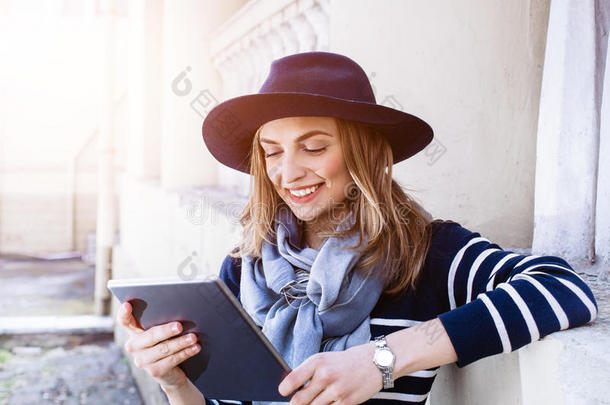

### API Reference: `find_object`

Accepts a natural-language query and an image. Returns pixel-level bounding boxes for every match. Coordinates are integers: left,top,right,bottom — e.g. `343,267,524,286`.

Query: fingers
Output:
132,333,198,367
144,343,201,378
118,302,144,334
287,380,325,405
126,321,183,352
309,385,344,405
288,366,342,405
279,355,318,396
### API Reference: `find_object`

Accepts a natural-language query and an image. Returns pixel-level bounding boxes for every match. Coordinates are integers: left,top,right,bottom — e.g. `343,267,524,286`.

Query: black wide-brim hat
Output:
202,51,433,174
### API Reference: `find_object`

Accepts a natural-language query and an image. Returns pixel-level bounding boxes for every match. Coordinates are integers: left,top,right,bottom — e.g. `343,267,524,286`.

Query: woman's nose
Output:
271,155,307,186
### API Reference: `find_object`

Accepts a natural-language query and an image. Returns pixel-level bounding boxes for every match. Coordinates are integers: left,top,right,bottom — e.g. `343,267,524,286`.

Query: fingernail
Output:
189,344,199,353
172,323,180,333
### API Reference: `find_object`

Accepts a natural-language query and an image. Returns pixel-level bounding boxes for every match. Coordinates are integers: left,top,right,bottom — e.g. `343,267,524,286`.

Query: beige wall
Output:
113,0,554,284
114,0,251,279
0,171,103,254
160,0,249,190
0,0,550,255
330,0,550,248
0,11,128,255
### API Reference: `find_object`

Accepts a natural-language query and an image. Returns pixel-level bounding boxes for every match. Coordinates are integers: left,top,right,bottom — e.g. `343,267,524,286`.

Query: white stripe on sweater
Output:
485,253,520,291
513,255,541,270
496,283,540,342
525,270,597,322
448,237,489,309
372,391,429,402
512,273,570,329
370,318,422,327
404,369,439,378
466,248,501,303
478,293,512,352
509,263,586,285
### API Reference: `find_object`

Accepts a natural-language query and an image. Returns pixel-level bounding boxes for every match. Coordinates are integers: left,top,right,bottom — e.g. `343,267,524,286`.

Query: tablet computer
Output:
107,276,293,402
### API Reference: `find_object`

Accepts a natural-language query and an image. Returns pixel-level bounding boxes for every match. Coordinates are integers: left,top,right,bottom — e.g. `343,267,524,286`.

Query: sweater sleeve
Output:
218,252,242,301
205,399,250,405
435,221,598,368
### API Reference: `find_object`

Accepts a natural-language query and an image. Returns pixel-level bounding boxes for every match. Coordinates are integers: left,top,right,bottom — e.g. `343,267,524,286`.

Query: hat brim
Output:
201,92,433,174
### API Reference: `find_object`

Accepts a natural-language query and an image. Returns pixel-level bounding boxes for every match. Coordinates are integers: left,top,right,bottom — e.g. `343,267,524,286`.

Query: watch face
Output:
375,349,394,367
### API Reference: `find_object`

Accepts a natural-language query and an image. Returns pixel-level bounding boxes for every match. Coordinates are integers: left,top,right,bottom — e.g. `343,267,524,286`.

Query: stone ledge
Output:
431,272,610,405
544,272,610,404
0,315,113,335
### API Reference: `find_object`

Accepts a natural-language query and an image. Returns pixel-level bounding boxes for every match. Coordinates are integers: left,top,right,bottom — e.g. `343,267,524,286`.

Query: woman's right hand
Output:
118,301,202,391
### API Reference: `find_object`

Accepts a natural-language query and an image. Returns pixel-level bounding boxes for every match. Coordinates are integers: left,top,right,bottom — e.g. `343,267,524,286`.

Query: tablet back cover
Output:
108,277,292,402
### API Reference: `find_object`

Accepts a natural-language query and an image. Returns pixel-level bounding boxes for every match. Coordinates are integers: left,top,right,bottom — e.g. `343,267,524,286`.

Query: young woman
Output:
118,52,598,405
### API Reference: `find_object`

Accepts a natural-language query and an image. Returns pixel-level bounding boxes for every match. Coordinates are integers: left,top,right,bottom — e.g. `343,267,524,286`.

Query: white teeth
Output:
290,184,321,197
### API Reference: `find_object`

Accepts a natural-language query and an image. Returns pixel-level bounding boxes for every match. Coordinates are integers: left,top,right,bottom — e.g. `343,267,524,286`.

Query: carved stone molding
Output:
210,0,329,96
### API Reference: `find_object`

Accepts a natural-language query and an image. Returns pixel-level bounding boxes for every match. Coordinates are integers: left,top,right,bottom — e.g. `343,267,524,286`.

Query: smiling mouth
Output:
287,183,324,197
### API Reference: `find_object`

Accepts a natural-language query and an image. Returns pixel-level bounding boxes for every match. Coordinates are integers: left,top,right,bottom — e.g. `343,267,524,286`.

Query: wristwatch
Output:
372,335,395,389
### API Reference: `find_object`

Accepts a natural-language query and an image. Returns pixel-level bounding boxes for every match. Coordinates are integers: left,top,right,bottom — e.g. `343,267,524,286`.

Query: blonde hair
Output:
230,117,435,297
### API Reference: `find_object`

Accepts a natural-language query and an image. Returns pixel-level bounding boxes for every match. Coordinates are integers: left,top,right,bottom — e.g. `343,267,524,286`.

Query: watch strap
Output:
381,367,394,389
373,335,395,389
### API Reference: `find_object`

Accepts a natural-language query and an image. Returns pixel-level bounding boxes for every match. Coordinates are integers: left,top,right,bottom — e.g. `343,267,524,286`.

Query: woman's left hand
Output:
278,341,383,405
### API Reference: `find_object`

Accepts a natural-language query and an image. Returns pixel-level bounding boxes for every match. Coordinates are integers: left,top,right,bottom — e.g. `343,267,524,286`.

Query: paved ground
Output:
0,256,144,405
0,256,94,317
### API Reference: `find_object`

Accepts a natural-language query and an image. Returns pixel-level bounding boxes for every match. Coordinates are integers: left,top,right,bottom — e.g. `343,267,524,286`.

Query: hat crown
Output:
259,52,377,104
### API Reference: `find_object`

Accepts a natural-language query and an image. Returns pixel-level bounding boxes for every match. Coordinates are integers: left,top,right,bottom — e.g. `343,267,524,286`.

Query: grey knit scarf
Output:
240,205,385,376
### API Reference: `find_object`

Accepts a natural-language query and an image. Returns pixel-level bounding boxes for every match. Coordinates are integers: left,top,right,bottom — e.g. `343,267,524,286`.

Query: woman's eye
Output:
306,147,326,154
265,147,325,158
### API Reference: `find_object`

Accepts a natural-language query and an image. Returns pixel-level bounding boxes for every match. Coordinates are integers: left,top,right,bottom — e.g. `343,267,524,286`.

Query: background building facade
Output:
0,0,608,403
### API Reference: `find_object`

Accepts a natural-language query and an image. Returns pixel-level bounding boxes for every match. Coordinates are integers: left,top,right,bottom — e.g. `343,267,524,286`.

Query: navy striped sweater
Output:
205,219,598,405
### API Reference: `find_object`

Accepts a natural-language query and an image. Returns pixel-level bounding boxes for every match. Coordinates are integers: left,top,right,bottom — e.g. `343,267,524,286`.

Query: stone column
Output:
126,0,163,180
95,0,118,316
594,4,610,272
532,0,600,265
160,0,247,190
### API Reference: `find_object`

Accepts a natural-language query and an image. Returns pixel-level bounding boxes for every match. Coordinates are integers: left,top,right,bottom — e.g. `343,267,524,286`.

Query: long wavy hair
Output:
230,117,435,297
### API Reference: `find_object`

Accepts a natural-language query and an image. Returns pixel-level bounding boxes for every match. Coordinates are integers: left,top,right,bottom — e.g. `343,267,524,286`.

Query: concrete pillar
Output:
160,0,247,190
595,4,610,271
532,0,599,265
126,0,163,180
0,106,4,254
95,0,118,316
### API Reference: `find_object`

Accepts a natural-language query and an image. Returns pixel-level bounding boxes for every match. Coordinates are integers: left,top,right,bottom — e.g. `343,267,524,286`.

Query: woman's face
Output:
259,116,353,224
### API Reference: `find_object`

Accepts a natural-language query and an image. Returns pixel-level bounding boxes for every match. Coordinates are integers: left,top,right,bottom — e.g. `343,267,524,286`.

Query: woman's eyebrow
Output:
259,130,332,145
